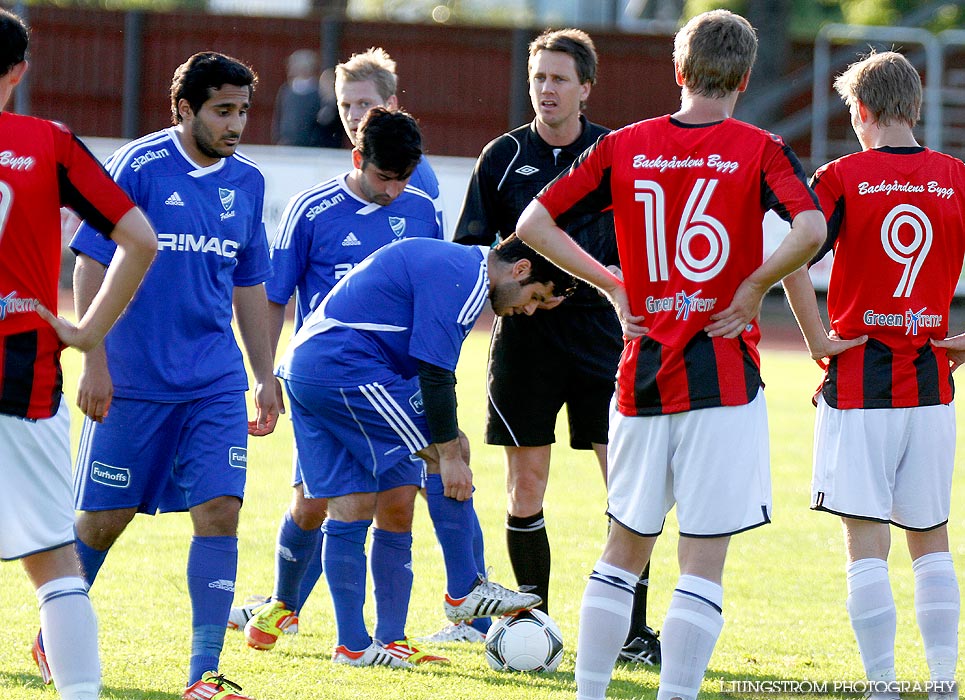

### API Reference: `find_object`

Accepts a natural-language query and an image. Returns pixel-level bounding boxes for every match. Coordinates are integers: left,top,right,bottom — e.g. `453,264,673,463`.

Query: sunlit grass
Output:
0,326,961,699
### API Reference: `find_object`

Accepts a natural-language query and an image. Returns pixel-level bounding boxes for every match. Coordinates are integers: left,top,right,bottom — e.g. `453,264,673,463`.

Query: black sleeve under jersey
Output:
417,360,458,443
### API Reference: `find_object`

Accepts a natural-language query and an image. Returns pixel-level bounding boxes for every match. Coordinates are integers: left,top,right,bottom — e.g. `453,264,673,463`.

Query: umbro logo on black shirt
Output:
515,165,539,176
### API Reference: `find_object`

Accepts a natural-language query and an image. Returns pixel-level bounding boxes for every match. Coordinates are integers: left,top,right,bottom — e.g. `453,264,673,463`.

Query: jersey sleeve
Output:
537,134,614,222
410,157,446,237
453,143,502,246
233,183,272,287
759,135,820,224
234,220,271,287
56,126,135,237
805,162,844,266
68,141,142,266
266,196,312,304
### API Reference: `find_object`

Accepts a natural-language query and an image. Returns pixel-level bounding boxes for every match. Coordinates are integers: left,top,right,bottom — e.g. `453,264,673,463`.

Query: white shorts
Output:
606,390,771,537
812,396,954,530
0,398,74,560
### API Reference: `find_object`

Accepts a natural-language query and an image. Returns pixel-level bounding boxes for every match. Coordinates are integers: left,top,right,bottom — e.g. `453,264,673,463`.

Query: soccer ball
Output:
485,609,564,672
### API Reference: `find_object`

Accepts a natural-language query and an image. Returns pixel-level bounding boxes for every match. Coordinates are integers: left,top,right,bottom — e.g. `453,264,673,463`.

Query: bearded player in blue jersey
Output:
242,107,450,662
272,234,568,667
243,106,523,665
35,53,282,700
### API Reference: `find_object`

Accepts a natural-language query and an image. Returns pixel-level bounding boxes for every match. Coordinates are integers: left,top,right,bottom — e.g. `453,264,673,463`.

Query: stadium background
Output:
14,0,965,333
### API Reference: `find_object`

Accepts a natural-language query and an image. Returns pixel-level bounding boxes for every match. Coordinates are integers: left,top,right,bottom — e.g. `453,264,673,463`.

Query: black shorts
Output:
485,303,622,450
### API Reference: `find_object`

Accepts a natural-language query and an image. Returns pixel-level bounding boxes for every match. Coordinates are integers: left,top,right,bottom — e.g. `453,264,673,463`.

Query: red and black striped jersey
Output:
0,112,134,419
538,115,818,416
810,146,965,409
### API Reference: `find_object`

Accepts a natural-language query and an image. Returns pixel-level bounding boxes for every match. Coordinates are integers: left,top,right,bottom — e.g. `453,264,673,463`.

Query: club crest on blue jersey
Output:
219,188,236,221
90,461,131,488
389,216,406,239
228,446,247,469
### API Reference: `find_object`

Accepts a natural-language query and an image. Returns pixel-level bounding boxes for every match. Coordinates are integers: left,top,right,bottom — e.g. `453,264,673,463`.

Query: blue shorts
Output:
73,393,249,514
284,376,429,499
289,442,424,493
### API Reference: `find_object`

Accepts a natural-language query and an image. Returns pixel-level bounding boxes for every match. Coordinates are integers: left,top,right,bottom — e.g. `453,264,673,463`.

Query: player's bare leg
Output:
505,445,551,610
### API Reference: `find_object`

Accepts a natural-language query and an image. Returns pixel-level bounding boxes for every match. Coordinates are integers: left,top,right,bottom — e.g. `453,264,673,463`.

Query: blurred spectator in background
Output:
272,49,341,148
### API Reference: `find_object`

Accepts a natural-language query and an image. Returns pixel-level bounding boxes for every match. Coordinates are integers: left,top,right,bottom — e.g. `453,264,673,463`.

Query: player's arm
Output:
43,208,157,421
70,252,112,422
267,300,287,360
233,283,285,436
783,267,867,365
704,209,827,339
517,199,648,338
414,360,472,501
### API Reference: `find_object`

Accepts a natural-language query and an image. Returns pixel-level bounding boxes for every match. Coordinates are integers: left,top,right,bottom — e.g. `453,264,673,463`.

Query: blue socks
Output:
323,519,372,650
186,535,237,684
468,510,491,634
74,536,110,586
273,510,321,610
424,473,479,599
371,528,414,643
297,533,324,612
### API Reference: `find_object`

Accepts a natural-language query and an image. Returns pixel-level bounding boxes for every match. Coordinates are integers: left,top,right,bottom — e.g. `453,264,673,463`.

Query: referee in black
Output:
453,27,659,665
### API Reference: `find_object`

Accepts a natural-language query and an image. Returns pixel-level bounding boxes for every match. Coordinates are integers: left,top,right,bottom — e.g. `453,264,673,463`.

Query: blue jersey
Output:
267,172,442,330
277,238,489,386
70,127,271,400
410,157,445,235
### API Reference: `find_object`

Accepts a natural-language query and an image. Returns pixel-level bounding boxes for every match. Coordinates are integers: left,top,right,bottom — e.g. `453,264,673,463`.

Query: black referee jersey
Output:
454,115,617,308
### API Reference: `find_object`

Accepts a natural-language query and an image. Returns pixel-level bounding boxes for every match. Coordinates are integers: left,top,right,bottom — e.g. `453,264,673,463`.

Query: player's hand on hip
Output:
705,278,766,339
36,303,100,351
606,283,648,339
932,333,965,372
809,330,868,365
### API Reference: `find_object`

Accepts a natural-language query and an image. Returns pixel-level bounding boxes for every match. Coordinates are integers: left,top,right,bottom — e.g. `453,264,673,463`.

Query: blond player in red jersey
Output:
517,10,825,700
0,9,155,699
783,51,963,700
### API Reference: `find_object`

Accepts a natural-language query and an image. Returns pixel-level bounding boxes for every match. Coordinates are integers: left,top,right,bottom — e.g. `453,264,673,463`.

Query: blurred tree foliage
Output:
12,0,965,36
684,0,963,37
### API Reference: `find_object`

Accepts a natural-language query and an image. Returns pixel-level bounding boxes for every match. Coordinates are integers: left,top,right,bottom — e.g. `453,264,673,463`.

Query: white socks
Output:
847,558,898,698
37,576,100,700
913,551,959,688
575,560,637,700
657,574,724,700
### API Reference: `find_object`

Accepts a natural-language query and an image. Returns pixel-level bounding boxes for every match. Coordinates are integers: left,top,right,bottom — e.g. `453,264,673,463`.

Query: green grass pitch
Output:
0,325,962,699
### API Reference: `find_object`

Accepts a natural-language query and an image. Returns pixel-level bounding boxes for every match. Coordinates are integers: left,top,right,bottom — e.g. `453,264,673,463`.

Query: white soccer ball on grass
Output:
484,608,564,672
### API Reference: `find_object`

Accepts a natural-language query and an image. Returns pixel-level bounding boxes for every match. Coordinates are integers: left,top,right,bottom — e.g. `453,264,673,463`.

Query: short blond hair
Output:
673,10,757,98
834,50,921,128
335,47,397,101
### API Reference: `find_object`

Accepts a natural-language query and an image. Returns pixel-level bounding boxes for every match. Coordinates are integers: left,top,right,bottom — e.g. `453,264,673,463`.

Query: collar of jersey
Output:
164,127,228,177
528,114,592,157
